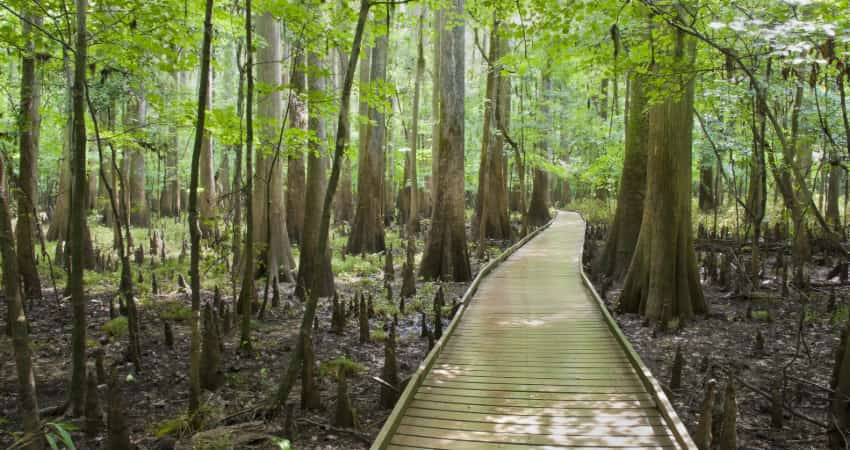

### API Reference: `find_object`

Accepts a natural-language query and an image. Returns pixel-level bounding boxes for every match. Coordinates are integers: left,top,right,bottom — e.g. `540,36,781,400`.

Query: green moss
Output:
158,300,192,322
750,310,773,322
320,356,365,378
102,316,129,338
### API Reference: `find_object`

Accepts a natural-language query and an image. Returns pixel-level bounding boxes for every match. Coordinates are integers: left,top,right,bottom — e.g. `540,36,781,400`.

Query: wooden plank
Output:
425,373,641,387
400,417,672,438
414,392,656,410
403,407,667,427
394,425,677,447
407,400,662,417
373,213,694,450
370,214,558,450
417,385,652,402
389,434,675,450
430,366,638,378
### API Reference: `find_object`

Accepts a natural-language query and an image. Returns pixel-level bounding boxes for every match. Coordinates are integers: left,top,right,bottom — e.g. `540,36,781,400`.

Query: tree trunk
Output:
348,11,389,255
430,8,442,209
188,0,214,421
15,13,43,301
231,44,245,277
698,163,715,211
1,155,43,447
826,159,842,229
238,0,257,355
69,0,89,416
619,21,706,325
333,49,354,225
160,72,182,217
200,63,217,237
596,72,648,280
253,13,295,278
830,302,850,448
475,20,511,241
747,90,767,286
274,0,371,410
286,47,307,245
295,49,335,300
127,92,149,227
419,0,471,282
526,71,552,228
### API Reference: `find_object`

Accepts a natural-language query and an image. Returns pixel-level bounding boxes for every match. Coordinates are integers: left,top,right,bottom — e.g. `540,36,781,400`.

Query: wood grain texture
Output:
372,212,695,449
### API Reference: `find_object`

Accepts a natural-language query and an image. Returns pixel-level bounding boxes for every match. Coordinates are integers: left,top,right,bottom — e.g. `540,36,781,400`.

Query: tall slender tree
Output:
252,12,295,281
188,0,214,421
68,0,89,417
348,9,390,255
0,155,42,448
15,13,43,301
296,46,335,300
596,72,649,280
420,0,471,282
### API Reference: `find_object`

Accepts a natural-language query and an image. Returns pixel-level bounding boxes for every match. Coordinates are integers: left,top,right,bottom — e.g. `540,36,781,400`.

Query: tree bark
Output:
286,47,307,245
68,0,89,416
274,0,371,410
475,20,511,240
16,13,43,301
200,62,217,237
419,0,471,282
619,20,706,325
295,49,335,300
160,71,182,217
333,49,354,225
253,13,295,278
126,92,149,227
348,11,389,255
0,154,43,448
596,72,648,280
188,0,214,421
526,71,552,227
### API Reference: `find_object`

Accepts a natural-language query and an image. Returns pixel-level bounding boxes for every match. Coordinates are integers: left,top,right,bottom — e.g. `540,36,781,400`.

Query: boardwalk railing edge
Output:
575,212,698,450
370,212,559,450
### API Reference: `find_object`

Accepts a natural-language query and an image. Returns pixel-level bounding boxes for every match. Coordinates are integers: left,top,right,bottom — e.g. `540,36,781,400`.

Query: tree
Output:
419,0,471,282
200,62,217,237
348,9,390,255
619,12,706,324
252,12,295,280
596,72,649,280
188,0,214,421
15,12,43,301
0,155,43,448
68,0,89,417
286,46,307,245
126,91,149,227
275,0,371,410
526,70,552,228
475,19,511,241
296,46,335,300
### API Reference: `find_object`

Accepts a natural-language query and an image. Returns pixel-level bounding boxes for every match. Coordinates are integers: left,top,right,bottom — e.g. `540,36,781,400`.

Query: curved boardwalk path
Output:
373,212,695,450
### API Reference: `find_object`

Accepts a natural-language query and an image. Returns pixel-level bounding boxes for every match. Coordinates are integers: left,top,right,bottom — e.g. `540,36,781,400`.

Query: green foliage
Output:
44,422,78,450
101,316,129,339
156,300,192,322
320,356,365,379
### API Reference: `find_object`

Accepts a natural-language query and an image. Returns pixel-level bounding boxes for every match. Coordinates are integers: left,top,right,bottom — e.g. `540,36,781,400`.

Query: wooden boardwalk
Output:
372,212,695,450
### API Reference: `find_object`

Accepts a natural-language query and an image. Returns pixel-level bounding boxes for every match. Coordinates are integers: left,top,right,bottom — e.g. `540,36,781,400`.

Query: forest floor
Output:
0,218,521,450
587,233,846,450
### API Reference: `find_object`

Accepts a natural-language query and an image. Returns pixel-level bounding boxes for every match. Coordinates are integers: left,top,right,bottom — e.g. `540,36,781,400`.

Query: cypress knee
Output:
718,381,737,450
380,324,399,408
301,333,321,410
200,304,223,391
694,379,716,450
359,294,370,343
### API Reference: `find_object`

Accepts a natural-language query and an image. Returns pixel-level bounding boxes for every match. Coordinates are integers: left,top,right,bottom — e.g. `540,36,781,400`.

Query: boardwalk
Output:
373,212,695,449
